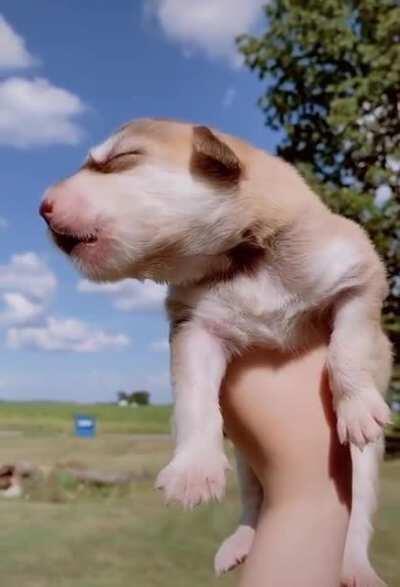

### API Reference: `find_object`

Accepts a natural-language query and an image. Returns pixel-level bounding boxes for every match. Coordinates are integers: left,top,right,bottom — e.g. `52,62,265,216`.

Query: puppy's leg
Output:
341,331,391,587
214,449,263,576
327,293,391,450
341,440,386,587
156,321,230,509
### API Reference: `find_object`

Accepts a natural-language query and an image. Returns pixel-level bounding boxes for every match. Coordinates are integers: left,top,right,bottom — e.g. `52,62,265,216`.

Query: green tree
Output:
116,390,151,406
131,391,150,406
238,0,400,366
117,390,129,403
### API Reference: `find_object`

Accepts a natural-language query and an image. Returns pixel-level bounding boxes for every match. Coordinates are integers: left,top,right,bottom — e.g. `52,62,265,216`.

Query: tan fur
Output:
42,118,392,586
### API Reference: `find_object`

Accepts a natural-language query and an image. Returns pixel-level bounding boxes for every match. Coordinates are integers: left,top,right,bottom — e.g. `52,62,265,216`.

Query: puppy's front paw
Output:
214,525,255,576
155,448,230,509
336,391,391,449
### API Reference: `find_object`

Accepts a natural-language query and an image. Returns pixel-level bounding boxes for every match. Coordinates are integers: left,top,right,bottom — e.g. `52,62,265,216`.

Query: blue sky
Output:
0,0,278,403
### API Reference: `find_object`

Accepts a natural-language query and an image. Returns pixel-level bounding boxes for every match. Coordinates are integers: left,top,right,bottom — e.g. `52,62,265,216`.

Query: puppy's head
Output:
40,119,248,284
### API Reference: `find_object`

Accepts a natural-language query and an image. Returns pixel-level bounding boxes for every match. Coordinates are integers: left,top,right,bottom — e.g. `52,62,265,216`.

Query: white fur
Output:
58,161,241,284
341,441,387,587
214,525,256,576
43,120,391,586
307,237,365,297
156,322,230,507
214,449,261,575
90,134,121,163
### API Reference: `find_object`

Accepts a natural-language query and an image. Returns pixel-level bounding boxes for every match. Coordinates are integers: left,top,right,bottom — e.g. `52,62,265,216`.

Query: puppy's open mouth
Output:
50,227,98,255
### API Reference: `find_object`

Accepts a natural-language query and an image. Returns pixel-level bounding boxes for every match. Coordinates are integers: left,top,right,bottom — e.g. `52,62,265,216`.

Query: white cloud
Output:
77,279,167,312
0,252,55,327
0,252,57,302
149,338,169,352
0,292,43,325
0,77,85,147
0,16,86,148
0,14,35,70
0,252,131,352
222,87,237,108
148,0,266,65
387,157,400,173
7,317,130,353
375,185,392,208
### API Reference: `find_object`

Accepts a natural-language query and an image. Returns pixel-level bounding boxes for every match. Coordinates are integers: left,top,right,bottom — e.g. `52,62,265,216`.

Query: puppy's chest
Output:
170,270,309,350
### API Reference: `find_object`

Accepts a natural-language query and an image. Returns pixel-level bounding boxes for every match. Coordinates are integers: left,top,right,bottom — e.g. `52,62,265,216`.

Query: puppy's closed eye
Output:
85,149,144,174
108,149,144,161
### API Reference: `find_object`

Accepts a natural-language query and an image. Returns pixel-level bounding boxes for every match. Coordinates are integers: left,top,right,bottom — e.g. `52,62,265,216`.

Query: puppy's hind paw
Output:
214,525,255,576
341,567,386,587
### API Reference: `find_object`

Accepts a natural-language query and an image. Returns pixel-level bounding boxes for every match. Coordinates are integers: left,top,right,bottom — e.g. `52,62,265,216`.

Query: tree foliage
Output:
117,390,150,406
131,391,150,406
239,0,400,364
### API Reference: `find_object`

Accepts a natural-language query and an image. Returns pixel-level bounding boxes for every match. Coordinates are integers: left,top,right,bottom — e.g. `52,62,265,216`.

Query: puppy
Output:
41,119,392,586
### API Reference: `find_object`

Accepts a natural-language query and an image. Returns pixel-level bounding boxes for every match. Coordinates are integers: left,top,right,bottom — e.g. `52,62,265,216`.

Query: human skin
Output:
220,338,352,587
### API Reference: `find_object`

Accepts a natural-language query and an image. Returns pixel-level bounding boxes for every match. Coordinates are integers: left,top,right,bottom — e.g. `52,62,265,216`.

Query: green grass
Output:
0,404,398,586
0,495,238,587
0,401,172,434
0,431,236,587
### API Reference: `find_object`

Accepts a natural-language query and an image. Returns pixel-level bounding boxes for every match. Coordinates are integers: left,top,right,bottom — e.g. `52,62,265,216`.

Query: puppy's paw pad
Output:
214,526,255,576
156,449,229,509
336,392,391,449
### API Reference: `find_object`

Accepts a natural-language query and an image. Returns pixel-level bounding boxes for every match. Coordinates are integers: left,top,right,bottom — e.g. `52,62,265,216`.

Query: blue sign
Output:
74,414,96,438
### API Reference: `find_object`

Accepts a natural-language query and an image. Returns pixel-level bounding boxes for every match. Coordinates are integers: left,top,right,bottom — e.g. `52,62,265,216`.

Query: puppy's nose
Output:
39,199,53,224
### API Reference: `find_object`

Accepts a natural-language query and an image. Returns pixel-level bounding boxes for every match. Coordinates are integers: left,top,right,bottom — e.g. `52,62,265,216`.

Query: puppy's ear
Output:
191,126,242,187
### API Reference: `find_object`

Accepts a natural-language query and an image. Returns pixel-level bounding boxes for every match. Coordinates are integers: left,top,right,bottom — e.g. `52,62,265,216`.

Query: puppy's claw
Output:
335,392,390,449
156,449,230,509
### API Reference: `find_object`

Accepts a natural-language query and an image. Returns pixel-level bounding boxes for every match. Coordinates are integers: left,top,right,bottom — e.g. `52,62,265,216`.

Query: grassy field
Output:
0,404,398,586
0,401,172,434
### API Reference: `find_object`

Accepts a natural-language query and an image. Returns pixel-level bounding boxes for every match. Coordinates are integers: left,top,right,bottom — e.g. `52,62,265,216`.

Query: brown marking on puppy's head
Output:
191,126,242,187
